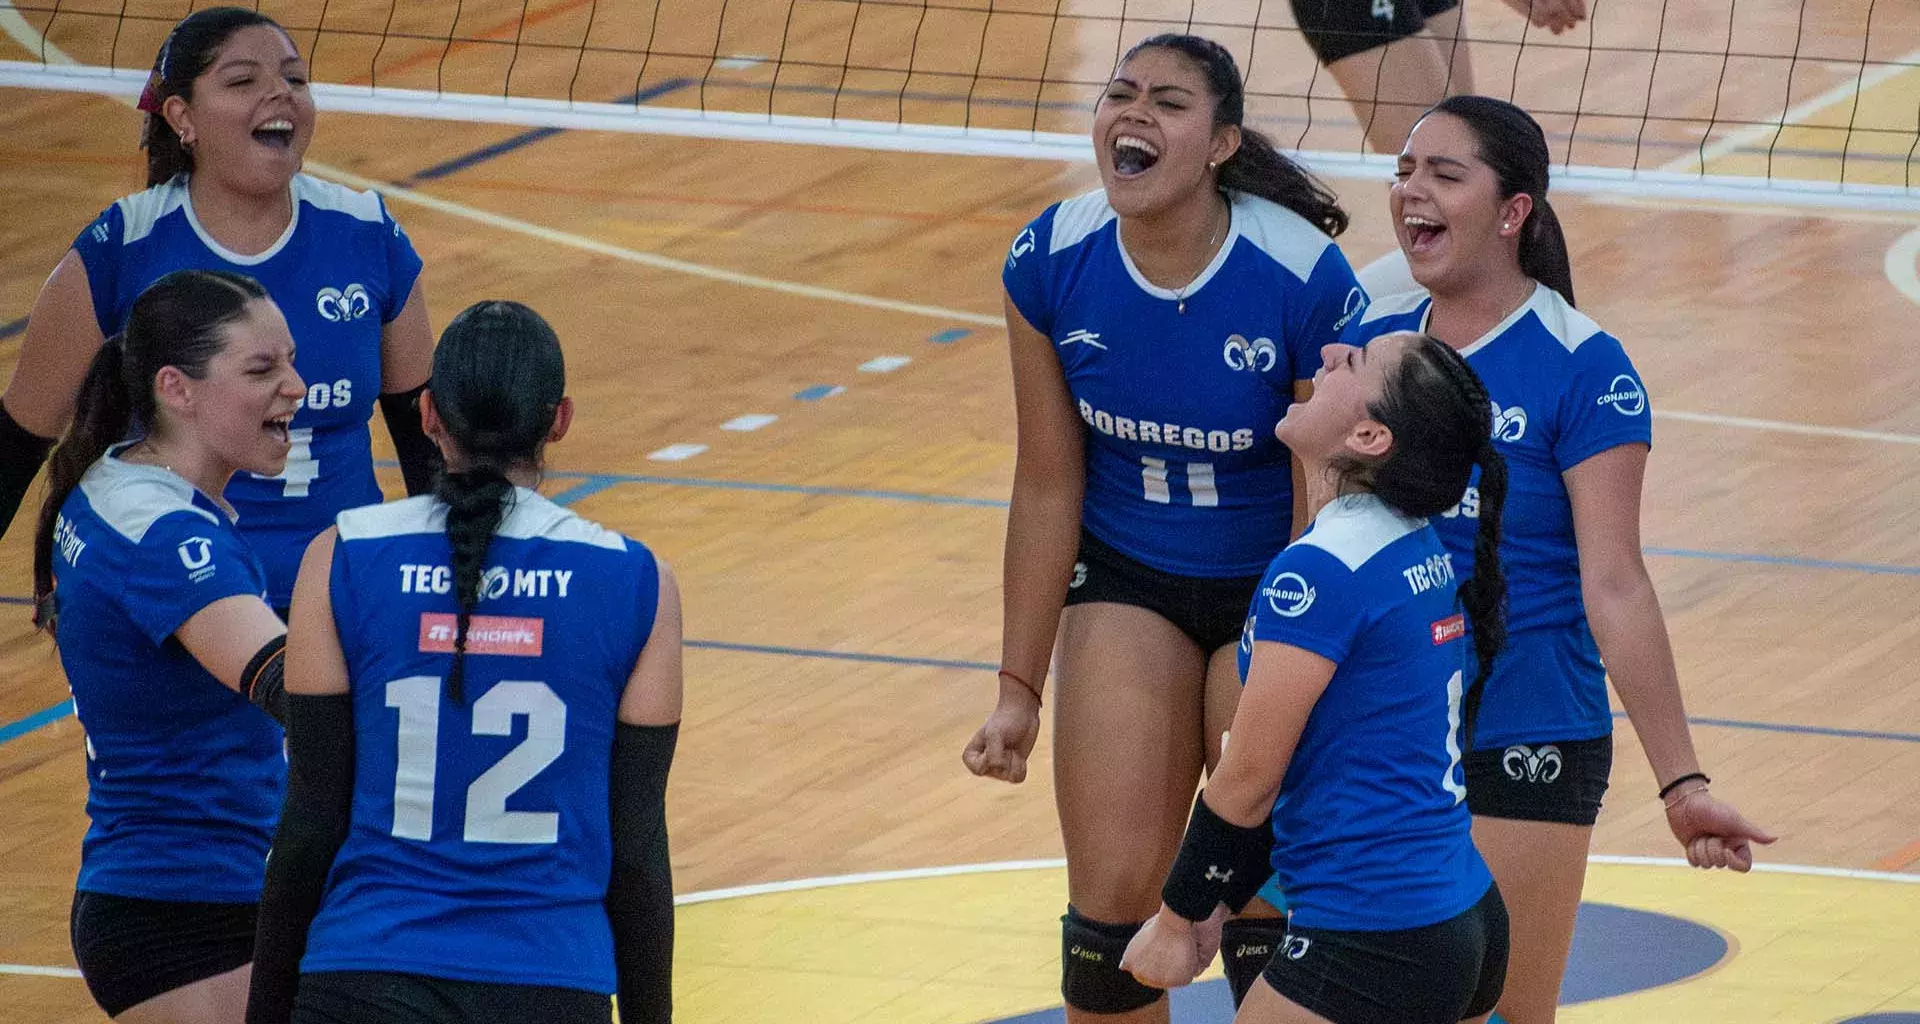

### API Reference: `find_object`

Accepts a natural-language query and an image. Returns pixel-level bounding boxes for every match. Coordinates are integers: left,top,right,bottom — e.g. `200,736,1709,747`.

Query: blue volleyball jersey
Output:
72,173,425,606
50,451,285,903
1004,189,1365,577
303,490,660,993
1236,494,1490,931
1344,284,1652,747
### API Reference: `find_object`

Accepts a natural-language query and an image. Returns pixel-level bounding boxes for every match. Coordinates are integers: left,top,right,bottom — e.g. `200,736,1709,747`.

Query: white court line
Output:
0,13,1000,329
304,164,1004,328
1657,47,1920,176
7,7,1919,446
1885,227,1920,307
1654,409,1920,447
0,855,1910,979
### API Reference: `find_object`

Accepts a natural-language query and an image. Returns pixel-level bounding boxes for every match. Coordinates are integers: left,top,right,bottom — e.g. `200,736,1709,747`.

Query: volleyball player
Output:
246,301,680,1024
0,6,438,615
32,269,304,1022
1295,0,1585,156
1121,331,1511,1024
960,33,1365,1023
1342,95,1774,1024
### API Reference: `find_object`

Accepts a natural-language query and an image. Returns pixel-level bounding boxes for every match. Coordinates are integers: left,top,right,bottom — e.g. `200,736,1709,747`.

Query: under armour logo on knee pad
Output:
1205,865,1233,883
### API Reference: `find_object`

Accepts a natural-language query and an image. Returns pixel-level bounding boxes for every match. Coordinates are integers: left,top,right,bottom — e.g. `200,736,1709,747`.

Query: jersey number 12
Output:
385,677,566,844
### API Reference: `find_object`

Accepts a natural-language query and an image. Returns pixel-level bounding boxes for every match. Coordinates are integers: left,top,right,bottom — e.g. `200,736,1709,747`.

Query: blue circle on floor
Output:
988,902,1727,1023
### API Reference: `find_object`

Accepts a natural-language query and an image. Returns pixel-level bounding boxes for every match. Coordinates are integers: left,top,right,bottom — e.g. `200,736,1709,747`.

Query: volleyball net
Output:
3,0,1917,209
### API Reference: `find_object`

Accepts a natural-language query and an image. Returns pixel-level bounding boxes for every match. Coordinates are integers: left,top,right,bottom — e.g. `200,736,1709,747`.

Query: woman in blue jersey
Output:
31,269,306,1022
1123,331,1512,1024
961,33,1366,1021
247,301,682,1024
1,6,438,614
1344,96,1774,1024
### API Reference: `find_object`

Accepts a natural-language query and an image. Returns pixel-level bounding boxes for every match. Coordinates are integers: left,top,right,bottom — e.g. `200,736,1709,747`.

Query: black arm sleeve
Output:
0,400,56,543
248,693,355,1024
240,634,288,725
607,722,678,1024
378,382,440,497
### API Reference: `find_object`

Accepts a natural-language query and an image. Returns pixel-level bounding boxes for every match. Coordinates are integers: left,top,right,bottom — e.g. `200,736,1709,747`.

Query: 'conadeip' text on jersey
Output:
1346,284,1652,747
1237,494,1490,931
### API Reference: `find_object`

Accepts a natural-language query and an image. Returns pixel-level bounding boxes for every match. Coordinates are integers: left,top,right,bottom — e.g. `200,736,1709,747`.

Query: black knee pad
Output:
1220,916,1290,1008
1061,906,1164,1014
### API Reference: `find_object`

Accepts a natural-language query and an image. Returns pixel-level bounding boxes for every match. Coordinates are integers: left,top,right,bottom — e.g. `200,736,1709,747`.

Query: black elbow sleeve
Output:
607,722,678,1024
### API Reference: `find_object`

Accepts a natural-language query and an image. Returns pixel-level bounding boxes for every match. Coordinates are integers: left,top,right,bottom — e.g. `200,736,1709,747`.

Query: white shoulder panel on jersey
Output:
78,457,219,543
292,174,389,224
1232,194,1335,282
115,178,192,247
1297,494,1424,571
1048,190,1118,254
336,495,444,541
1528,284,1607,353
1358,288,1430,325
497,489,629,551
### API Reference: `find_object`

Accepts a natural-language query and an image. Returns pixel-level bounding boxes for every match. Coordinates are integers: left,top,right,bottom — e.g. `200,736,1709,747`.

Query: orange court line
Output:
1870,837,1920,872
341,0,604,86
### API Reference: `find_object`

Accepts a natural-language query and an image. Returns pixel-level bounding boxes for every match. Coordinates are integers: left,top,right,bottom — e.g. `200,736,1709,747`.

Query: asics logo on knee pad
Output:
1067,945,1106,963
1501,743,1563,783
1232,941,1273,959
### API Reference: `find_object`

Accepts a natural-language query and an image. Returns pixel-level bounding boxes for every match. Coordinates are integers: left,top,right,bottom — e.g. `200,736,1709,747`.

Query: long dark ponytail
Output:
1428,95,1575,306
32,269,269,630
1334,334,1508,682
139,7,289,187
430,301,566,703
1124,34,1349,238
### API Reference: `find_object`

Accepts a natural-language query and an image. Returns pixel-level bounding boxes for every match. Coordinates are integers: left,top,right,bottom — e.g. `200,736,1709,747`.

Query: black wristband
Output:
1658,772,1710,800
1161,791,1274,922
240,634,289,725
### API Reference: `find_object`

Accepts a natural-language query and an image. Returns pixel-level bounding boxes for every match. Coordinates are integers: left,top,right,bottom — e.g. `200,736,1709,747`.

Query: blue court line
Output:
929,328,972,344
793,385,844,402
685,639,996,672
1644,546,1920,577
0,596,30,606
546,475,621,507
0,700,73,745
400,78,693,185
2,637,1917,748
376,461,1920,563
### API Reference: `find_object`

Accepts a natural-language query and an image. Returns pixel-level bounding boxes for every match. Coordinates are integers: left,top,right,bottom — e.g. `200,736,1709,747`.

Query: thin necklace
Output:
1172,199,1228,315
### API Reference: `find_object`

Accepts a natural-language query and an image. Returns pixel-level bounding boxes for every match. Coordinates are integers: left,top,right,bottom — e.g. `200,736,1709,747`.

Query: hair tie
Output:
136,71,163,113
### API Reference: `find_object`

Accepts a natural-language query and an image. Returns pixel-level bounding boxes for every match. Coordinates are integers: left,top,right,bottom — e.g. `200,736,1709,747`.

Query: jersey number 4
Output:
1141,457,1218,506
385,677,566,844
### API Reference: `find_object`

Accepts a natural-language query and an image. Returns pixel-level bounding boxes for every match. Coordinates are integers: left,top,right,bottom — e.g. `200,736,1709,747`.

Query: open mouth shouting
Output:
264,411,294,448
1111,134,1161,177
252,117,296,151
1403,214,1448,256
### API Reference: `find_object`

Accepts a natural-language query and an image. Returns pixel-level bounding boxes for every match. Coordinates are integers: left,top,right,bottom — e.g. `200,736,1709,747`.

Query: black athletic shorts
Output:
69,890,256,1017
1063,528,1260,653
1291,0,1463,63
293,971,613,1024
1465,733,1614,826
1261,882,1508,1024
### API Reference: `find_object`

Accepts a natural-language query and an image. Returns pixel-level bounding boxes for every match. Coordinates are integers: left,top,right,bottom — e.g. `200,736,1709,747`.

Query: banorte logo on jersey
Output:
1222,334,1278,373
316,284,372,322
1264,571,1315,617
1597,374,1647,416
